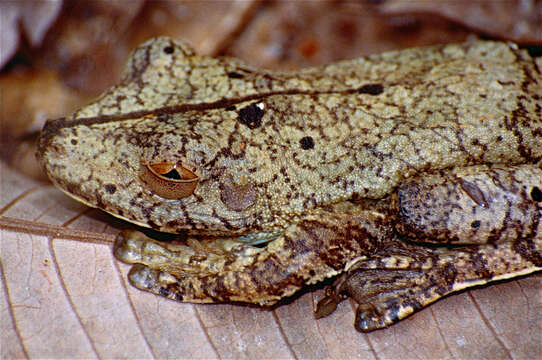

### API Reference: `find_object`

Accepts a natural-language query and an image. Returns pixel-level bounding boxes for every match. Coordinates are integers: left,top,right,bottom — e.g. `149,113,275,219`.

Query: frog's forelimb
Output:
114,202,393,305
115,163,542,331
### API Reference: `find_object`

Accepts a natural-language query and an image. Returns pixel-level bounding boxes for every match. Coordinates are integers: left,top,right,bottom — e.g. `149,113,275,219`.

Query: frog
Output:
37,37,542,332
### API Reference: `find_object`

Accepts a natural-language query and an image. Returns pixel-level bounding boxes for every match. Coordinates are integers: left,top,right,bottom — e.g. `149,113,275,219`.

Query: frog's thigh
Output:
113,204,392,305
396,163,542,245
328,220,542,332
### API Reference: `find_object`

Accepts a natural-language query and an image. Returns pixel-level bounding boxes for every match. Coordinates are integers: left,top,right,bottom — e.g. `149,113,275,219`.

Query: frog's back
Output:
37,38,542,234
255,41,542,210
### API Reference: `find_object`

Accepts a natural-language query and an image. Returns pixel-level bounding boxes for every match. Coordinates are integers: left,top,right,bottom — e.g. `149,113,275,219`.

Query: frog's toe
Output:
127,264,184,301
352,289,423,332
354,303,392,332
340,269,426,331
114,229,178,265
125,259,289,305
126,263,218,303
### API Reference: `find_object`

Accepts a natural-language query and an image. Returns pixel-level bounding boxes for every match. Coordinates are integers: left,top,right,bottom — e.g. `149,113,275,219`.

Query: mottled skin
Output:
38,38,542,331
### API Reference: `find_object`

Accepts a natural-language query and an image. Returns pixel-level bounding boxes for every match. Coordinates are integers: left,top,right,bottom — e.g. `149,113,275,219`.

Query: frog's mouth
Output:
54,186,153,229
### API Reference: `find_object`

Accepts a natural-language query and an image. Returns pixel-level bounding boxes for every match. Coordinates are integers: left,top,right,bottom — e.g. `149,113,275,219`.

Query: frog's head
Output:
38,99,305,237
37,36,353,237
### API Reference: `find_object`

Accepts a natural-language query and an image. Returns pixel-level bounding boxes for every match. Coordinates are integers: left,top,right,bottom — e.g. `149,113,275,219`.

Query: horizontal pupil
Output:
162,169,182,180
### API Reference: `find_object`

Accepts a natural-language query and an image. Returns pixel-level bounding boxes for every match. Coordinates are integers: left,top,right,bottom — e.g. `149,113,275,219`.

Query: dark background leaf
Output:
1,1,541,358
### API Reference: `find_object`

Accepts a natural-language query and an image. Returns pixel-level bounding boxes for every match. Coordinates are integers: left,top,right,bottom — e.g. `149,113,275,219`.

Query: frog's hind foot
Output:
339,267,433,332
316,265,429,332
317,237,542,332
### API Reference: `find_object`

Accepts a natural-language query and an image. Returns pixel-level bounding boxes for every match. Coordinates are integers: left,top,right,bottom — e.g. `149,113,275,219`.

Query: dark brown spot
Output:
70,139,77,145
104,184,117,194
227,71,244,79
163,46,174,54
162,169,182,180
359,83,384,95
159,287,170,296
471,220,481,228
513,239,542,266
300,136,314,150
531,186,542,202
238,103,265,129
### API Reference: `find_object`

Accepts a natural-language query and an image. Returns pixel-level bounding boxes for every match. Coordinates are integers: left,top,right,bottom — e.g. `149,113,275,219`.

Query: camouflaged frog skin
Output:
38,38,542,332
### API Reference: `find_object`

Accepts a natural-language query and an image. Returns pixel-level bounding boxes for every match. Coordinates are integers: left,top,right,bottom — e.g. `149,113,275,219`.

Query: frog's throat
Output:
57,187,151,229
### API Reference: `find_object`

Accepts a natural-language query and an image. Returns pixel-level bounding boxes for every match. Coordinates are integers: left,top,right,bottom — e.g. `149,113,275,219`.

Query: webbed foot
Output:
317,237,542,332
114,204,392,305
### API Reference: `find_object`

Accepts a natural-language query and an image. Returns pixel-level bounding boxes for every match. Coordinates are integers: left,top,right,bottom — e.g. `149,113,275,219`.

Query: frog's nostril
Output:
531,186,542,202
140,162,198,199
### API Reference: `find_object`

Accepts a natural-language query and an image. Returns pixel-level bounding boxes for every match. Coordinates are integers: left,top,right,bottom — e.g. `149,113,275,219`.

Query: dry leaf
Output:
381,0,542,44
0,70,91,180
0,0,62,68
2,1,541,358
0,70,88,137
229,0,472,69
128,0,259,55
37,0,145,93
1,158,541,359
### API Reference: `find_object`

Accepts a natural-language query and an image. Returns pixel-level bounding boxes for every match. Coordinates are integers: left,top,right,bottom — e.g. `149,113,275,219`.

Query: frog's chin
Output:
57,187,151,229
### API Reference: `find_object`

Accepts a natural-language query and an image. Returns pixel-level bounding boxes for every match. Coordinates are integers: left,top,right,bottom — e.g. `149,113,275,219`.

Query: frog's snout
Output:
37,118,65,159
37,118,69,177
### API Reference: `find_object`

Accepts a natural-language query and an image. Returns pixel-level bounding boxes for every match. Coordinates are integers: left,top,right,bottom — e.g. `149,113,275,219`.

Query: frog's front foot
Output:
114,229,287,305
114,205,393,306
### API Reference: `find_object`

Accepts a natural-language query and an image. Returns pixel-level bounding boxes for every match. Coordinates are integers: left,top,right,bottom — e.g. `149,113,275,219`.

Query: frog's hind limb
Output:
395,163,542,246
317,163,542,332
113,163,541,331
113,202,394,306
319,234,542,332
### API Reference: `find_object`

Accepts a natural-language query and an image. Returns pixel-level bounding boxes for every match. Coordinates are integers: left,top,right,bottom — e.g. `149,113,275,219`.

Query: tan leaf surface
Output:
1,159,541,359
1,1,541,358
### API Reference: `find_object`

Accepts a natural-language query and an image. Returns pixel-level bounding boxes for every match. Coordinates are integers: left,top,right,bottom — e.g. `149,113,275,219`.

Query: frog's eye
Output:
140,162,198,199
